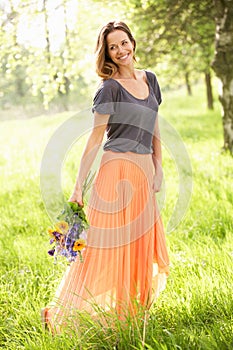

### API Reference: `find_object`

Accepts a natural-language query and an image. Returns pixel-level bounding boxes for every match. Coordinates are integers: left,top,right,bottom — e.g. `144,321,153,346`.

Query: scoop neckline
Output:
109,70,151,101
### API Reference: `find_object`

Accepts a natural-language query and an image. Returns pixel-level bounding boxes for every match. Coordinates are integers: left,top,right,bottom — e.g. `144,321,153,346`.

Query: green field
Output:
0,83,233,349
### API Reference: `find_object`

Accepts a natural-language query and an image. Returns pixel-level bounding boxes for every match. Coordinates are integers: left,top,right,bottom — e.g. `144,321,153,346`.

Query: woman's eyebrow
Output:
108,39,127,47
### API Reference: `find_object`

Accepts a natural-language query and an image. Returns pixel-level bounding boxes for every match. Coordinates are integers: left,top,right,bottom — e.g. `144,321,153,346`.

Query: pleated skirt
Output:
45,151,169,332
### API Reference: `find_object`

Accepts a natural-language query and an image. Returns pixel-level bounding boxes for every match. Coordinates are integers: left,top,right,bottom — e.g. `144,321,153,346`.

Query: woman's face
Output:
106,30,134,66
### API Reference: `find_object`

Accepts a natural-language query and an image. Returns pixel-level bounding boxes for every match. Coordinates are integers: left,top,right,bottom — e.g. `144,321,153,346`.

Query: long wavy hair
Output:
95,21,136,80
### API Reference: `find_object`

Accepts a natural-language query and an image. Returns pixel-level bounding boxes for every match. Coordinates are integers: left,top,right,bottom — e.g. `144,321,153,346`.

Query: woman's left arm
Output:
152,115,163,193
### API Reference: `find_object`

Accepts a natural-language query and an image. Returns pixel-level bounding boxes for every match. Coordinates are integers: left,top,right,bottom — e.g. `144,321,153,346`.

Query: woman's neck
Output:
115,65,136,79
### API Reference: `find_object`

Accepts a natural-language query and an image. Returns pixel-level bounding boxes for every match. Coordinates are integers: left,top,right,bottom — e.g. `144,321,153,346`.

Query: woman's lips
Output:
118,54,129,60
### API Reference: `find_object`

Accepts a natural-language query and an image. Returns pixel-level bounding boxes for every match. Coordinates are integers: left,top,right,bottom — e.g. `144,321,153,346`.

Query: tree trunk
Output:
61,0,70,97
185,72,192,96
42,0,51,64
211,0,233,153
205,71,214,110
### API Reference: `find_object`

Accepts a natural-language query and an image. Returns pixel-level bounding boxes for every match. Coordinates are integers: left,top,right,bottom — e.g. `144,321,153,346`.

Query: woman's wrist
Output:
153,157,162,171
75,175,84,187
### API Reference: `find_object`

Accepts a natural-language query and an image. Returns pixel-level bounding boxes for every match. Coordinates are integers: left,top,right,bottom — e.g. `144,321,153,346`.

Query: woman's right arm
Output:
68,112,109,205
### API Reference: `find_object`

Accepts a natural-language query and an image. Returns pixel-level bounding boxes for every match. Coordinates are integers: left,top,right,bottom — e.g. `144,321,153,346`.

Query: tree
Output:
0,0,31,105
125,0,215,108
211,0,233,153
0,0,127,110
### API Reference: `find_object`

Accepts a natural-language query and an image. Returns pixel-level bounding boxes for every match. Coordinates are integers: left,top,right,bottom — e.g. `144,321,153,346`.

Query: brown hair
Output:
95,21,136,80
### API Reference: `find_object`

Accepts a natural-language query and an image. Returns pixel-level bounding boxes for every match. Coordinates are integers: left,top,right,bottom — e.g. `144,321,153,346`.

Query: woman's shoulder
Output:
144,70,162,104
97,78,120,90
93,78,120,103
144,70,158,81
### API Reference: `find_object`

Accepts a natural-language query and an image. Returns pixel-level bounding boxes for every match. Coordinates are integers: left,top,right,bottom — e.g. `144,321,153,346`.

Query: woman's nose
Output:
117,45,124,53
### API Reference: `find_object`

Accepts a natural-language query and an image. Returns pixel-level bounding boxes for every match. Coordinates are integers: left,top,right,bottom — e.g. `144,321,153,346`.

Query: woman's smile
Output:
118,54,129,60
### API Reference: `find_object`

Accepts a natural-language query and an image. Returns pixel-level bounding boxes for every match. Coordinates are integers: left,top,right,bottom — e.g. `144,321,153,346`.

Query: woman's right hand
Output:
68,187,83,207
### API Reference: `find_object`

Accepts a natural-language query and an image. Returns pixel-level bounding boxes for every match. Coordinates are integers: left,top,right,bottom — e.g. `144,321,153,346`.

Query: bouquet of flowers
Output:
47,173,94,263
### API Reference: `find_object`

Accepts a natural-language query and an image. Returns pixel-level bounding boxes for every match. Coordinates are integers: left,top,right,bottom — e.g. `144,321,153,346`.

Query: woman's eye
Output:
122,40,128,45
110,46,115,50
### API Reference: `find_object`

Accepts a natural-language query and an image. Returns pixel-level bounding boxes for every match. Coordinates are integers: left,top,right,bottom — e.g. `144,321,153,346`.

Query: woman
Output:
42,21,169,333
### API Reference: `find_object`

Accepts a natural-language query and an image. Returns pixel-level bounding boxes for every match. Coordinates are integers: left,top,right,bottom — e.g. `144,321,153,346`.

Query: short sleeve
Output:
92,80,118,114
146,71,162,105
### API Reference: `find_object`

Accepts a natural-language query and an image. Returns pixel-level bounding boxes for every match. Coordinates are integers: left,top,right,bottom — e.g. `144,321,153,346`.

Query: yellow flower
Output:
73,239,86,251
48,228,56,237
55,221,69,234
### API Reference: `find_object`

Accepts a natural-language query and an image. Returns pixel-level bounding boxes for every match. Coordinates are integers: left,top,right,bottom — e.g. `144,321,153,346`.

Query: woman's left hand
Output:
152,167,163,193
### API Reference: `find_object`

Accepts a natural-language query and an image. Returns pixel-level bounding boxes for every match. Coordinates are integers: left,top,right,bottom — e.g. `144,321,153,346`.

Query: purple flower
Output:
50,238,54,244
53,232,62,241
73,223,81,230
48,248,55,256
60,249,69,257
70,250,77,257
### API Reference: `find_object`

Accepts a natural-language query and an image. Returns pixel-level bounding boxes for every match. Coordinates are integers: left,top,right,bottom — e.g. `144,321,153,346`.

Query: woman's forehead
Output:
107,30,129,45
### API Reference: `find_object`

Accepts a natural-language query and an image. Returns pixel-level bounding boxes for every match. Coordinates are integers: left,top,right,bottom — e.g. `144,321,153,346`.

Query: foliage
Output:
124,0,215,88
0,0,127,109
0,83,233,349
0,0,217,110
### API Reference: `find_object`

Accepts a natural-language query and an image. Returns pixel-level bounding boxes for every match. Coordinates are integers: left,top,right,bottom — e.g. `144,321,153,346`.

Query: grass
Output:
0,82,233,349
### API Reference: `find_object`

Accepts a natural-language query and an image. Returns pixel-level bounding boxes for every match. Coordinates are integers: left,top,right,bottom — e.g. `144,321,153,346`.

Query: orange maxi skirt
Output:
45,151,169,332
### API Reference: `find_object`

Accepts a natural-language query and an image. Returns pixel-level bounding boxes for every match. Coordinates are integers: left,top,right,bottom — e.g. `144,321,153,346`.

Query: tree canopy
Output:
0,0,215,108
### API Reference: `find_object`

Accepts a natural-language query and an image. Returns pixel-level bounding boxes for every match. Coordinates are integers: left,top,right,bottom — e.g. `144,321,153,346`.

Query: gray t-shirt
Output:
92,70,162,154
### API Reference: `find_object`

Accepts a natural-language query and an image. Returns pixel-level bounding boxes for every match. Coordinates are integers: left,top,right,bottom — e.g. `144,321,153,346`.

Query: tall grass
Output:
0,84,233,349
